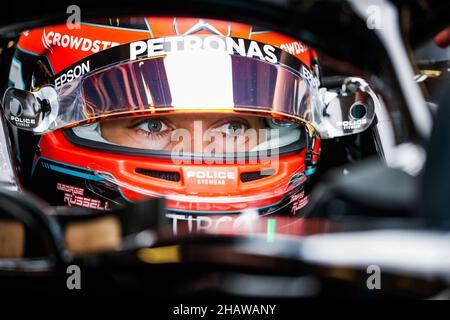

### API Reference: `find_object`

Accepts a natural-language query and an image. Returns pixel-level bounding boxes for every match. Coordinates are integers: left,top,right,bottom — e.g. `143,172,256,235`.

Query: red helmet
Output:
4,17,325,220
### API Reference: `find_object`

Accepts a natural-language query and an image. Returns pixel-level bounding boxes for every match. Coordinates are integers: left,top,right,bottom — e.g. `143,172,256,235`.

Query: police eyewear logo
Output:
10,115,35,127
186,170,236,185
9,97,36,127
337,118,368,130
129,36,278,64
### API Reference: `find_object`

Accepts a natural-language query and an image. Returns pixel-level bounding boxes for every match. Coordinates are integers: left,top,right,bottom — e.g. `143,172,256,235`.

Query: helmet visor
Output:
81,52,312,118
3,47,316,133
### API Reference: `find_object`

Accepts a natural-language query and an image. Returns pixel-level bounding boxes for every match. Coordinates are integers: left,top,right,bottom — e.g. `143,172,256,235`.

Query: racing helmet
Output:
2,17,374,216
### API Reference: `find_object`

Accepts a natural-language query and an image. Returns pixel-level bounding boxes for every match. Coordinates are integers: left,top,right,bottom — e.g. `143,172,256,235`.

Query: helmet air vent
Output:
135,168,180,182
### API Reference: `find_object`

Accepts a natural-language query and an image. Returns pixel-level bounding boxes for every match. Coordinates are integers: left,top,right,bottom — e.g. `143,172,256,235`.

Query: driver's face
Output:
100,114,267,152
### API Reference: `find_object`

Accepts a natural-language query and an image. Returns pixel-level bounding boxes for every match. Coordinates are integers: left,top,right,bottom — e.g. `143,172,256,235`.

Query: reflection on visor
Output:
81,52,312,116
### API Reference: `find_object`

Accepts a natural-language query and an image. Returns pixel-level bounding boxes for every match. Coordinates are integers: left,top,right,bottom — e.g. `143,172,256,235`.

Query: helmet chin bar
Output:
88,165,308,205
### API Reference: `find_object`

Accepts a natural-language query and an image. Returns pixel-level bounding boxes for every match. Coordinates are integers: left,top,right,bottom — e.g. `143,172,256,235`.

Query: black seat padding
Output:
303,158,419,218
420,84,450,228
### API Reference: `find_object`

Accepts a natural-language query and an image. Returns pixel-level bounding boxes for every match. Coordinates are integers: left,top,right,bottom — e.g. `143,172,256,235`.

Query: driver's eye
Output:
137,119,171,134
146,119,165,132
227,122,245,134
211,121,248,136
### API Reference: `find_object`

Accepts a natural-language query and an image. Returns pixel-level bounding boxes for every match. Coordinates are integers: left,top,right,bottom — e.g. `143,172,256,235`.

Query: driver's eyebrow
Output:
126,116,167,128
208,117,251,129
